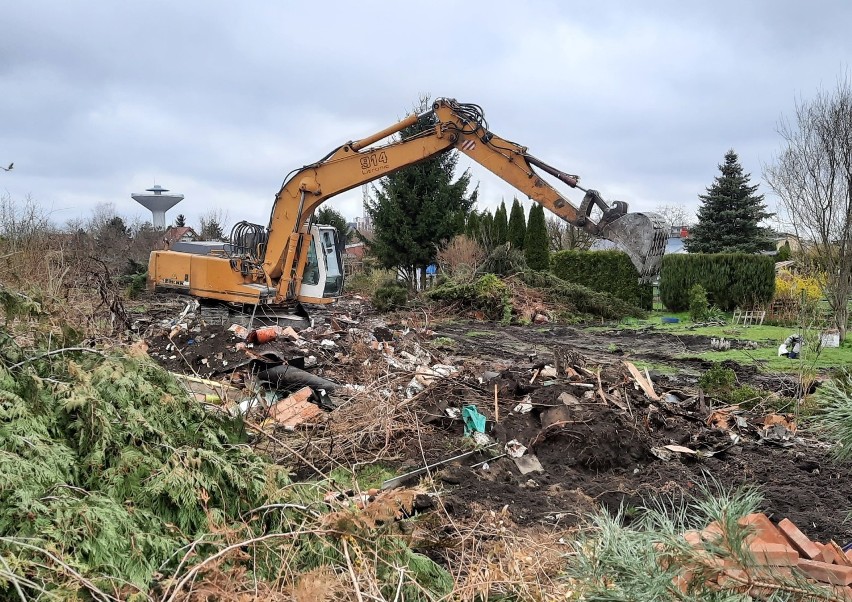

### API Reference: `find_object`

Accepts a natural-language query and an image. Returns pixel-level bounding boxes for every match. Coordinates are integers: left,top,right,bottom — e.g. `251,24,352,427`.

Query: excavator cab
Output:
299,225,344,300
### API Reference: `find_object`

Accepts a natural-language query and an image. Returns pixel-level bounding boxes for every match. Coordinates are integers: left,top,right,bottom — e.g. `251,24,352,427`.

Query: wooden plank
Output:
624,361,660,401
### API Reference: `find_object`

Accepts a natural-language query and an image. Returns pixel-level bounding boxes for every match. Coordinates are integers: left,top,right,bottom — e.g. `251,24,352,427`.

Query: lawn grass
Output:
617,311,852,373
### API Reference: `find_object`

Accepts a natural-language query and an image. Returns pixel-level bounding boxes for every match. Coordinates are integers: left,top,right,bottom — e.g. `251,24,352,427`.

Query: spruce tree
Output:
174,214,186,228
316,206,350,245
685,149,774,253
494,200,508,246
524,204,550,270
508,197,526,249
365,98,477,286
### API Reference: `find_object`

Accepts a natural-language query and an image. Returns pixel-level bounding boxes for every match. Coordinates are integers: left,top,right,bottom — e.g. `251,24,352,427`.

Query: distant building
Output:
354,215,373,234
163,226,198,247
774,232,802,252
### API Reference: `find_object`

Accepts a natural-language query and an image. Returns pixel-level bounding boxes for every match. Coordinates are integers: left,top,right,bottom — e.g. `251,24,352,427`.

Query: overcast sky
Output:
2,1,849,231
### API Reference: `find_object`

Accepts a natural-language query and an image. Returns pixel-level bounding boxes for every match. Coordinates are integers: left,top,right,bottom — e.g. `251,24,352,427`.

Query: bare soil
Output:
143,297,852,545
409,321,852,544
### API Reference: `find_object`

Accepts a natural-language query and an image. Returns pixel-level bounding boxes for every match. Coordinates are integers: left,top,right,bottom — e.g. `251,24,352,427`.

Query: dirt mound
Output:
534,405,651,471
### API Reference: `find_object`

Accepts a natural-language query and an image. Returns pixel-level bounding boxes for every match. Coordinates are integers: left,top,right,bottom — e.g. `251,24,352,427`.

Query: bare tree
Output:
764,74,852,341
199,208,229,241
653,203,694,228
545,216,596,252
0,193,54,240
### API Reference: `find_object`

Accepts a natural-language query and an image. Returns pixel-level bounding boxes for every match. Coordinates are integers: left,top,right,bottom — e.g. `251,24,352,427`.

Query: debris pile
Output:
673,512,852,598
141,296,852,549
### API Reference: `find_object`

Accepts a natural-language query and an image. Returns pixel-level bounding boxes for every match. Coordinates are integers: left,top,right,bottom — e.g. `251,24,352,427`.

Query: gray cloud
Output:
2,0,850,230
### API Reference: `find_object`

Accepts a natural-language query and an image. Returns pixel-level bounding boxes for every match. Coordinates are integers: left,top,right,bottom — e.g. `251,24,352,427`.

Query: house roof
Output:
163,226,197,244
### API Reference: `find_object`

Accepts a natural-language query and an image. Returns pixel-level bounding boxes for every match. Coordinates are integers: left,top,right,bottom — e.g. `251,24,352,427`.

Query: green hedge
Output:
660,253,775,311
551,250,652,310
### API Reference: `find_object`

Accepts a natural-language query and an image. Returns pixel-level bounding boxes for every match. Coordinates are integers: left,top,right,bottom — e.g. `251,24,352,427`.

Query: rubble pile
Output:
673,512,852,598
143,297,852,548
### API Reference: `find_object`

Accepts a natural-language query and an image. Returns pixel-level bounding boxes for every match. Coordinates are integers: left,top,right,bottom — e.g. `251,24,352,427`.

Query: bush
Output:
373,279,408,312
660,254,775,311
435,234,485,278
551,250,653,309
775,268,822,303
698,363,736,394
345,268,398,296
476,243,527,276
427,273,512,322
688,284,709,322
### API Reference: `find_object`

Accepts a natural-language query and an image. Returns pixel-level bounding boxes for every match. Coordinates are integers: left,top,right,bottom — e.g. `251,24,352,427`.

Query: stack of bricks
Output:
677,513,852,599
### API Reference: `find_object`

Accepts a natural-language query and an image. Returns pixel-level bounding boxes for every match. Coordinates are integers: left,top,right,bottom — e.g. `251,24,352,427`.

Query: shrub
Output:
427,273,512,322
688,284,709,322
435,234,485,279
373,279,408,312
775,268,822,303
551,250,653,309
476,243,527,276
345,268,398,296
698,363,736,394
660,254,775,311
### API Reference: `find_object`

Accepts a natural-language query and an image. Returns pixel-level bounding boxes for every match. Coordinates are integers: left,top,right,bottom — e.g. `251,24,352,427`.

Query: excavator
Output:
148,98,668,311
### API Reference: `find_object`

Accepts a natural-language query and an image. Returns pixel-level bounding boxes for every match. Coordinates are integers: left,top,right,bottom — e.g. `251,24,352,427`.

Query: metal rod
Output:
381,443,497,490
350,112,421,151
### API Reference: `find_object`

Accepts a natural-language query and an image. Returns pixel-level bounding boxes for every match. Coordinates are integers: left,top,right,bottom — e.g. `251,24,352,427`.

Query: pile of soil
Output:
401,322,852,544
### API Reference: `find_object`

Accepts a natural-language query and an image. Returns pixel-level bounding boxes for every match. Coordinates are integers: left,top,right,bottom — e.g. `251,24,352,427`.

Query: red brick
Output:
683,530,702,547
830,541,852,567
746,541,799,566
821,542,843,565
797,559,852,585
718,567,793,598
778,518,822,560
701,520,724,544
739,513,787,546
268,386,321,426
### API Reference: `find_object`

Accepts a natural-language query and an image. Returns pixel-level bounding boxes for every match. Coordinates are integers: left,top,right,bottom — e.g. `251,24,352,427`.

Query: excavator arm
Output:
148,97,668,306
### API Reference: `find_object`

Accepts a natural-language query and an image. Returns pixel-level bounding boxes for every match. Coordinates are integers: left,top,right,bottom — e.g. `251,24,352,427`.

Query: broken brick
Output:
746,541,799,566
700,520,724,543
268,386,321,427
820,542,843,565
778,518,822,560
797,559,852,586
739,513,788,547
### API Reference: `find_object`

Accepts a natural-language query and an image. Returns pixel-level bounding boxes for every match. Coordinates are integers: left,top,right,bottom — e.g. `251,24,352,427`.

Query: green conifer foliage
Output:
494,201,508,246
365,98,477,285
508,197,526,250
479,210,496,250
524,204,550,270
316,206,350,245
685,149,774,253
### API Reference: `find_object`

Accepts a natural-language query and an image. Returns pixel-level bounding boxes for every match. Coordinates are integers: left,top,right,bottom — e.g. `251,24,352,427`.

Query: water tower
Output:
131,184,184,229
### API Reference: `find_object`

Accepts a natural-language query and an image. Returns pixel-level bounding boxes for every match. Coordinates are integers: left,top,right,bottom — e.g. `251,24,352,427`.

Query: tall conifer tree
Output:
524,204,550,270
685,149,773,253
365,98,477,285
508,198,526,249
494,200,508,246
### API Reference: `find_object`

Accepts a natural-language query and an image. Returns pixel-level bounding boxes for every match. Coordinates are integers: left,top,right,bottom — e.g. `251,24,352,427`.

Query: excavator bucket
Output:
600,212,669,283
